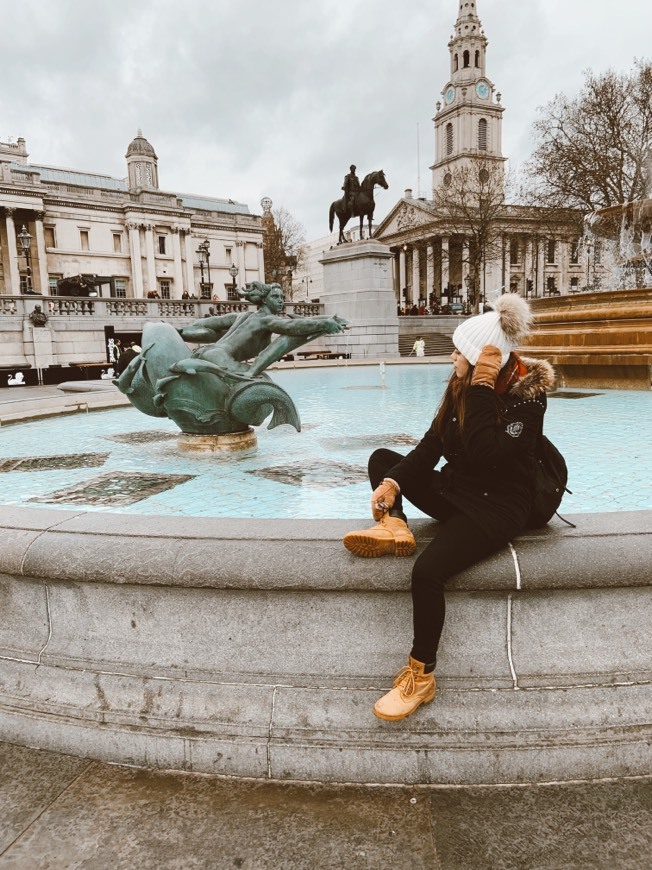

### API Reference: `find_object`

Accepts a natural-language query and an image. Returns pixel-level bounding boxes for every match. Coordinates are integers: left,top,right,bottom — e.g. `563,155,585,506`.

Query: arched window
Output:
446,123,454,156
463,50,470,68
478,118,488,150
454,54,459,72
475,49,480,67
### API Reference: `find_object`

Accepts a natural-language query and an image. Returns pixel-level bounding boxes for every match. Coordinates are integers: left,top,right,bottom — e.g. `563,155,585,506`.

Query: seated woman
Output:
343,294,554,721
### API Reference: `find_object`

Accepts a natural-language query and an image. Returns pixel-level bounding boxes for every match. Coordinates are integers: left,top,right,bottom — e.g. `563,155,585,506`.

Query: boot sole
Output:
373,687,436,721
343,533,416,558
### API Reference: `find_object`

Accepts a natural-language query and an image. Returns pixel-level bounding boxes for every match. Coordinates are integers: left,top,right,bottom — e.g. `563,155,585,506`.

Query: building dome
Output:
125,129,157,159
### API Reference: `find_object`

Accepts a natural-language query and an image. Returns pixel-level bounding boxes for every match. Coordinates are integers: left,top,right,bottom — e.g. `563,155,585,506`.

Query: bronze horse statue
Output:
329,169,388,244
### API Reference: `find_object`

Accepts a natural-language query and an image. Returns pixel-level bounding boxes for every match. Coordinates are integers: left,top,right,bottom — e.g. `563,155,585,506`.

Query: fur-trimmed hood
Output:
508,356,555,401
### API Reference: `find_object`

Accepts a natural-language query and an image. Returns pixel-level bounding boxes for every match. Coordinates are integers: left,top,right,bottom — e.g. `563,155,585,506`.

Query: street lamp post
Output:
229,262,239,299
17,225,32,293
197,239,211,298
301,276,312,299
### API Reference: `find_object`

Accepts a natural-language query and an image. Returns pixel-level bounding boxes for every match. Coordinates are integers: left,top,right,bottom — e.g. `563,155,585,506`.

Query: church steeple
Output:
431,0,505,192
125,129,159,190
450,1,487,83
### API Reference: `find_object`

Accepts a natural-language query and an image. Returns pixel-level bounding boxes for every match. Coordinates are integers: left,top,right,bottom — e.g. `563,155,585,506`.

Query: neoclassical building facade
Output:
375,0,596,307
0,132,264,299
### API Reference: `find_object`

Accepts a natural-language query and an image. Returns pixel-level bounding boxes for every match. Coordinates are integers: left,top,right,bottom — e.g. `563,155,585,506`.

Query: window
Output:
463,50,470,68
478,118,488,150
454,54,459,72
20,275,32,293
546,239,556,264
570,239,580,264
113,233,122,253
44,226,56,248
570,277,579,291
446,123,454,156
114,279,127,298
159,279,171,299
510,238,521,264
80,229,90,251
48,276,61,295
475,49,480,67
226,284,239,301
158,235,167,255
546,276,557,294
225,247,232,263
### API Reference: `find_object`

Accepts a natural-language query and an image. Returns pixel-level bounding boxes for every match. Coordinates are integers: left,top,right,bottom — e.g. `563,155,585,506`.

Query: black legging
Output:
369,449,517,668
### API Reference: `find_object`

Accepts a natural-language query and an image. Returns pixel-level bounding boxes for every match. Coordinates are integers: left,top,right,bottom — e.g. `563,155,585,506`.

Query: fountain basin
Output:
1,504,651,785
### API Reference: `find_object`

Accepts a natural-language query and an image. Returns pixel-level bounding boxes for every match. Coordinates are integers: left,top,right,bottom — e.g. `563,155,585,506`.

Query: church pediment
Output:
375,198,436,240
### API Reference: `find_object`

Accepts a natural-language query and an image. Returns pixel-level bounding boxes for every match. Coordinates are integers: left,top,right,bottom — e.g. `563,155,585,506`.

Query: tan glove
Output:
471,345,503,388
371,478,399,520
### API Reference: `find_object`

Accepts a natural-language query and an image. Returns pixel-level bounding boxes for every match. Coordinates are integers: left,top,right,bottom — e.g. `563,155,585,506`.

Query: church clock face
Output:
475,81,490,99
445,86,455,104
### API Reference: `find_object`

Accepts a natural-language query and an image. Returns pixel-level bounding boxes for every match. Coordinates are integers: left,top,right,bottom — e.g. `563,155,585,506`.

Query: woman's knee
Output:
368,448,403,479
411,553,445,594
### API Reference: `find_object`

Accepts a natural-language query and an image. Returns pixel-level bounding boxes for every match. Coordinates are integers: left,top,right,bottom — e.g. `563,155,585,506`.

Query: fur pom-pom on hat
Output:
452,293,532,367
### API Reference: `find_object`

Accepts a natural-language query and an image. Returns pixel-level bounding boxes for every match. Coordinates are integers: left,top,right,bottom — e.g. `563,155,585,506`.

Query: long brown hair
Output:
433,359,514,436
433,367,474,436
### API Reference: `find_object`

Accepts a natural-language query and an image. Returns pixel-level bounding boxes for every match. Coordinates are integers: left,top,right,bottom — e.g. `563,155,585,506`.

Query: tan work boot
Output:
373,656,436,721
343,515,416,558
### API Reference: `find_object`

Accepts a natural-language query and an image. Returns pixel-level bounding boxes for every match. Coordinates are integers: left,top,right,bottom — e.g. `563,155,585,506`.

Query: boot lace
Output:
393,665,416,699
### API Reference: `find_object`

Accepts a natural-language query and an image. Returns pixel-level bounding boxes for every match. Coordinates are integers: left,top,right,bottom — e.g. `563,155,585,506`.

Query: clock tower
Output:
431,1,505,192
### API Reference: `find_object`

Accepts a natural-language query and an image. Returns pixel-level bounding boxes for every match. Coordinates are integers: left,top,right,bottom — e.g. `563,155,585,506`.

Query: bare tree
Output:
525,60,652,211
262,206,306,299
431,159,507,312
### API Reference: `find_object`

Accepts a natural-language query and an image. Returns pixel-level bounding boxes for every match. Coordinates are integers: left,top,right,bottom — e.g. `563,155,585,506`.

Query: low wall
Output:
1,506,650,785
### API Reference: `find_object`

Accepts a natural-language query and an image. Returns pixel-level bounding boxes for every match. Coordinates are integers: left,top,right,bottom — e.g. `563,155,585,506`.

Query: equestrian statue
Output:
329,166,388,244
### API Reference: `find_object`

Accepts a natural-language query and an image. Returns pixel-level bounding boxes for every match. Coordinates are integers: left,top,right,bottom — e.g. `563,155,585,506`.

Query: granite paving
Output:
0,742,650,869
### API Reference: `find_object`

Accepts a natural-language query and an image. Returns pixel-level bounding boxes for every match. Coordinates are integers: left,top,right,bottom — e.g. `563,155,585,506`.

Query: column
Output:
127,222,144,297
441,237,450,296
399,247,407,302
503,235,511,293
236,240,245,287
524,238,533,297
183,231,195,294
536,241,545,298
5,208,20,294
461,238,470,302
426,241,435,303
411,245,421,304
34,212,49,295
256,242,265,282
171,227,183,297
144,223,156,295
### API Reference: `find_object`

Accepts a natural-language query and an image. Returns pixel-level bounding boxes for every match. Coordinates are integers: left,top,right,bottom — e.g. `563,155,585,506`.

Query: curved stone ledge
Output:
0,504,651,785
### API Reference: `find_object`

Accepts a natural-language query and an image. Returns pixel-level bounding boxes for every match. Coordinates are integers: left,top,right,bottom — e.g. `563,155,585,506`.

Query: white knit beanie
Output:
452,294,533,367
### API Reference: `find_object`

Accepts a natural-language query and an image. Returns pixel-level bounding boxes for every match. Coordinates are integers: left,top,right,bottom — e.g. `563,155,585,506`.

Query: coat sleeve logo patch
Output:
506,421,524,438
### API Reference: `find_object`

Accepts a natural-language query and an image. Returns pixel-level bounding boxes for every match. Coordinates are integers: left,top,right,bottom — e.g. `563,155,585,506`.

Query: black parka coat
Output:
387,357,556,540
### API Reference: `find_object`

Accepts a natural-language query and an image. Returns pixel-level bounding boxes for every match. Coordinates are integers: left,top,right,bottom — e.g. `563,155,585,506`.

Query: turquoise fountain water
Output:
0,364,650,518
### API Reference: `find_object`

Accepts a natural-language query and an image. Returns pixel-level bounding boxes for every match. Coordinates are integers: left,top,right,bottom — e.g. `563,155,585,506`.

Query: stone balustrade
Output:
0,295,324,320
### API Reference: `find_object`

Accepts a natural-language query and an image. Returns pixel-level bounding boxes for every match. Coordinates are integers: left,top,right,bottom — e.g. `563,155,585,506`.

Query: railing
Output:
0,295,324,319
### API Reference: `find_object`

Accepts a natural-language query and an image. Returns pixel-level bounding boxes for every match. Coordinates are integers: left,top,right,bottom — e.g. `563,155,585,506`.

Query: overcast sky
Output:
1,0,650,241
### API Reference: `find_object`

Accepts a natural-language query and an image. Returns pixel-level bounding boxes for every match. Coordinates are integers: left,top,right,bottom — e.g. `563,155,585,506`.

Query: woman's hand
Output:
471,345,503,388
371,478,399,520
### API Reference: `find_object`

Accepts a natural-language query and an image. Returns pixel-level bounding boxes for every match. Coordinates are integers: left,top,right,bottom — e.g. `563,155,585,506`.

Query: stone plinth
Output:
178,428,256,453
522,289,652,389
318,241,398,358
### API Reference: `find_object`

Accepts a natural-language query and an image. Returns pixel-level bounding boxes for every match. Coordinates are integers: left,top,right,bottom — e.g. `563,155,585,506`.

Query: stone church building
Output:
0,132,264,300
374,0,592,309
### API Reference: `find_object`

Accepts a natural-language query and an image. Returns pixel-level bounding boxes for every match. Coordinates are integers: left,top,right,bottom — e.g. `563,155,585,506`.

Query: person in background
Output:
342,294,554,721
412,337,426,357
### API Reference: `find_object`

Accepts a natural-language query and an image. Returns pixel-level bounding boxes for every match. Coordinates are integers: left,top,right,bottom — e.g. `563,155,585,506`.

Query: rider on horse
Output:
342,165,360,214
